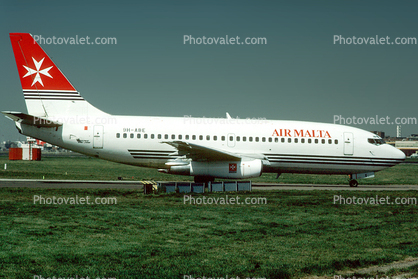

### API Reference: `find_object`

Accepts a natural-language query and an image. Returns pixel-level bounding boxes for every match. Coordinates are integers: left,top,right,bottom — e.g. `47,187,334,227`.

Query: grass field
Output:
0,155,418,185
1,155,418,278
1,188,418,279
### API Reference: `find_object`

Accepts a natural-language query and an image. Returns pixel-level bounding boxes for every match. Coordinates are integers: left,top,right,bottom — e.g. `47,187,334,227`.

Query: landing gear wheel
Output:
349,179,358,187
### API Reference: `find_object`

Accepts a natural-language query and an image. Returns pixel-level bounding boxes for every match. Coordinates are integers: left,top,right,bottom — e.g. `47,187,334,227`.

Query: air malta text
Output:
272,129,331,138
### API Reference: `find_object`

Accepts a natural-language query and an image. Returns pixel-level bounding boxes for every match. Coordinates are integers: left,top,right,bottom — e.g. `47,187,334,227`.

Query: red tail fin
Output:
9,33,107,118
10,33,76,91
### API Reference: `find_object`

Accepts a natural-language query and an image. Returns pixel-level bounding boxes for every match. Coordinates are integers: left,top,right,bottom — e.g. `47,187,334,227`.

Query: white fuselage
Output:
17,114,406,177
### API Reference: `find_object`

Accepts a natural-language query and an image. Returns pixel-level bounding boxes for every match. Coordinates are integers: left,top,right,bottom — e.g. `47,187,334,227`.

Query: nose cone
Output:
388,145,406,161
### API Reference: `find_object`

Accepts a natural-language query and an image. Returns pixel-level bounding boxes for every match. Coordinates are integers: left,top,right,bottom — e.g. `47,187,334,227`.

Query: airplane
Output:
3,33,405,187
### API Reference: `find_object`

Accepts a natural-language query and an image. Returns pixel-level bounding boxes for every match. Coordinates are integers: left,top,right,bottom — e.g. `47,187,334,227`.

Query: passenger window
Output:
322,139,325,144
144,134,148,139
229,136,233,141
158,134,162,139
130,133,134,138
165,134,168,139
178,135,182,140
199,135,203,140
172,134,175,140
137,134,141,139
255,137,259,142
295,138,298,143
213,136,217,141
206,135,210,140
308,138,311,143
288,138,291,143
269,137,272,142
249,137,253,142
281,138,285,143
328,139,332,144
123,133,127,138
315,139,318,144
116,133,120,138
236,136,240,141
275,138,278,143
192,135,196,140
301,138,305,143
262,137,266,142
151,134,155,139
243,136,247,142
221,136,225,141
185,135,189,140
335,139,338,144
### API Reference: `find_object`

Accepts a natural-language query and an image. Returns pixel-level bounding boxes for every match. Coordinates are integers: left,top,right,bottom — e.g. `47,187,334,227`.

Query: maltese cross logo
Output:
229,163,237,173
23,57,53,86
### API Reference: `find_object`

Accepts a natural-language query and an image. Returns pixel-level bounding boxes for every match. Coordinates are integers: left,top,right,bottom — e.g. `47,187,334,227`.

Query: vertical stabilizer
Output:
9,33,106,118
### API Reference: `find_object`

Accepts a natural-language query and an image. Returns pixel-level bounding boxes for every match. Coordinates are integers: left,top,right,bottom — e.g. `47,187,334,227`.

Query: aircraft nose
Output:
390,145,406,161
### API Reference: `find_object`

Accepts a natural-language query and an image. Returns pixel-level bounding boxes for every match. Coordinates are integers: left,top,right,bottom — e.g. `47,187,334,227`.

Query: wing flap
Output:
163,141,241,161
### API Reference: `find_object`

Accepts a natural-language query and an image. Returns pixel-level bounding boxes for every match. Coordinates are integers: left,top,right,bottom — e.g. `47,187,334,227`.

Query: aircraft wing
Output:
163,141,242,161
1,111,62,128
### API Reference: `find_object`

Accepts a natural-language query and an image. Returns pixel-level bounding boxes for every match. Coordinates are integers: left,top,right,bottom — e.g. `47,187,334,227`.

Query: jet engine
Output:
161,159,263,179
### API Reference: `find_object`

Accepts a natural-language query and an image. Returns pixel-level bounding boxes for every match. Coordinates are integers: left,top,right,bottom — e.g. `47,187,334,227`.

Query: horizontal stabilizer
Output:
1,111,62,128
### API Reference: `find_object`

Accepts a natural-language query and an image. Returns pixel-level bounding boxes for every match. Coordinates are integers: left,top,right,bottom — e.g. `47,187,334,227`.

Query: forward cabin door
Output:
93,125,104,149
343,132,354,155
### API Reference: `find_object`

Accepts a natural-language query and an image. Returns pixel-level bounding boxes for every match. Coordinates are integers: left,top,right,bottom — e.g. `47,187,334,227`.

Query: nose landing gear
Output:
348,172,375,187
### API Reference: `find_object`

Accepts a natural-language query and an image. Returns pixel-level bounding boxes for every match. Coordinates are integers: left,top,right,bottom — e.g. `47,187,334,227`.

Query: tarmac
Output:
0,179,417,191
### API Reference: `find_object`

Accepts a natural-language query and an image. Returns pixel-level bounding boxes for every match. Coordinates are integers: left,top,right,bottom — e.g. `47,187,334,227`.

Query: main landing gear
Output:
348,174,359,187
349,179,359,187
348,172,375,187
194,176,215,185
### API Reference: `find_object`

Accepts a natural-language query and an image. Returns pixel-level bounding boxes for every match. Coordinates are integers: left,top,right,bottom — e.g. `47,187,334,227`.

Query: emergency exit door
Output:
227,133,236,147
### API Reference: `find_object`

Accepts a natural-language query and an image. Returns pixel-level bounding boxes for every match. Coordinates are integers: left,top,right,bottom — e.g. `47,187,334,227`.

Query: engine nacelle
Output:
162,159,263,179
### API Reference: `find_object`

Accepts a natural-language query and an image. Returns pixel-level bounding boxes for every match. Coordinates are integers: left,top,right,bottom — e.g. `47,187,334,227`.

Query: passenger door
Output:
343,132,353,155
93,125,104,149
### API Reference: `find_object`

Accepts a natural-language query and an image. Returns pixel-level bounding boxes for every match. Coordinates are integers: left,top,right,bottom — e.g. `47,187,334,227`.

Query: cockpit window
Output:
368,138,385,145
376,138,385,144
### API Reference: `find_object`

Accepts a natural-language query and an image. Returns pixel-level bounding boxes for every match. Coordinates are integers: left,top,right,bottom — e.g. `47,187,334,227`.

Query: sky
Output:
1,0,418,142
